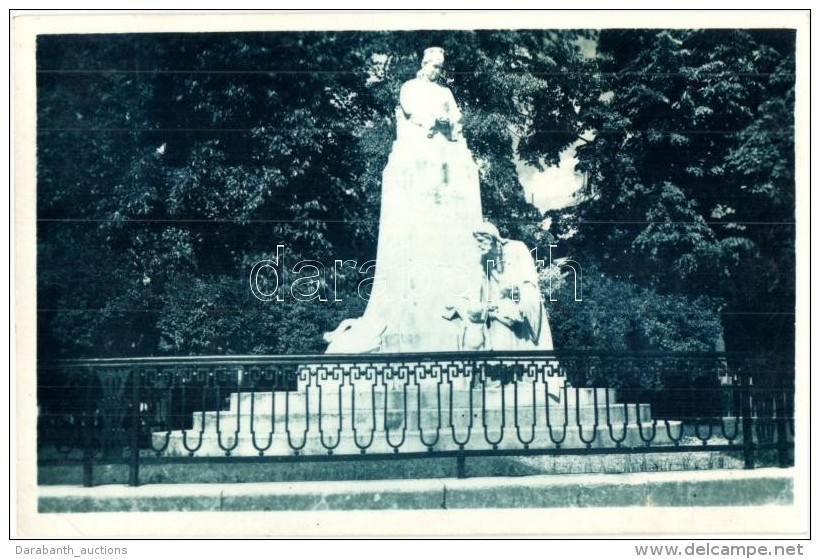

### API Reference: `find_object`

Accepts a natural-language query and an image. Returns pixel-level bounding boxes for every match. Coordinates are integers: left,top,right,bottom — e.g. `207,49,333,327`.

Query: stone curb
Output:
38,468,793,513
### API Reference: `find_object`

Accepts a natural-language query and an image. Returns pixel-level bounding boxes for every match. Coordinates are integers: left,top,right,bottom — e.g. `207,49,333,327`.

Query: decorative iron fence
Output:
37,351,794,487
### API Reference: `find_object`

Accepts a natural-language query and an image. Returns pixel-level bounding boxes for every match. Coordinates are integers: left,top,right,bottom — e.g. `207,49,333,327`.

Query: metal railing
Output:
37,351,794,487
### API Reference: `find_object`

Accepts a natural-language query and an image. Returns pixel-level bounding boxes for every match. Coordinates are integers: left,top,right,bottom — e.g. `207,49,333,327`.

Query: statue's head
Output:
418,46,445,81
473,221,503,256
422,46,445,66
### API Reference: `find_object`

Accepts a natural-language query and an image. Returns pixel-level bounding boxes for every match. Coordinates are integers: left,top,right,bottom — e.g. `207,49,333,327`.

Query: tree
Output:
37,30,593,357
553,29,795,352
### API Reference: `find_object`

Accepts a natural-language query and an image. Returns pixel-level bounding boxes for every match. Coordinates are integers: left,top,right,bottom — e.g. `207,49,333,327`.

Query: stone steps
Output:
152,423,682,457
227,384,613,410
151,386,679,457
187,402,653,432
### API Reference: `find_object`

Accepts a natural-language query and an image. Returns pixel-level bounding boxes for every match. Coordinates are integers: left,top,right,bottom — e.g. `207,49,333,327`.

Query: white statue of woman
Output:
396,47,463,142
326,47,483,353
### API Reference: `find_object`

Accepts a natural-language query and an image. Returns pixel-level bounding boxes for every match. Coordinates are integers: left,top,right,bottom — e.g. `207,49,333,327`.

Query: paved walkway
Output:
39,468,792,513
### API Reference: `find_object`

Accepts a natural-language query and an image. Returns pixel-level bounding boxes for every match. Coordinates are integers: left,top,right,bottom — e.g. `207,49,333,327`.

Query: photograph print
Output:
18,11,807,537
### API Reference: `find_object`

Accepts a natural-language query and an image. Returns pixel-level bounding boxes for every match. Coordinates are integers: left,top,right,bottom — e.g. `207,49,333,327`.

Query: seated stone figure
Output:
445,221,554,352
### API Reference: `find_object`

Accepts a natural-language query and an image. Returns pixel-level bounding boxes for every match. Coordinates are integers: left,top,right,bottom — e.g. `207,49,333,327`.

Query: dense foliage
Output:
556,29,795,352
36,29,795,363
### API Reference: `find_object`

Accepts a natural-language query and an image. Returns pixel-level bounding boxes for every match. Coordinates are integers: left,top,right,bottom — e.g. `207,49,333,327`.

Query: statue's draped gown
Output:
326,76,483,353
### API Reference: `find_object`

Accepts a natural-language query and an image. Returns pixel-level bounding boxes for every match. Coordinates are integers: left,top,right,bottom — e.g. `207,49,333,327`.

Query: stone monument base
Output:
153,382,681,458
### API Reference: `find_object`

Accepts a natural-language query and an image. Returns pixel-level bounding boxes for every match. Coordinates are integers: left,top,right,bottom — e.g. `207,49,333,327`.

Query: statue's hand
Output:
499,285,520,300
466,304,487,323
450,122,462,142
444,297,487,323
489,301,523,328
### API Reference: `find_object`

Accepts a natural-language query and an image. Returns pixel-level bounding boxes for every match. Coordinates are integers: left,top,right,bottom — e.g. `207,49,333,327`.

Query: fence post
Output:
128,369,141,487
456,453,466,479
81,414,94,488
81,367,95,487
740,369,755,469
775,388,790,468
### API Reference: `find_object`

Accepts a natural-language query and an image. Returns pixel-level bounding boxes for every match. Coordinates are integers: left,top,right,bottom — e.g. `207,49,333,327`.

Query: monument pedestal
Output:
153,374,680,458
